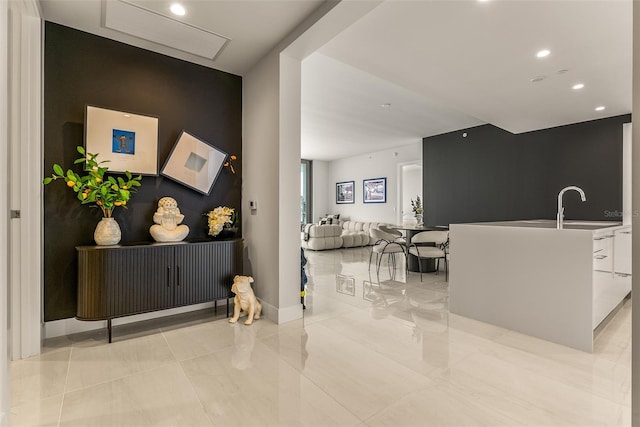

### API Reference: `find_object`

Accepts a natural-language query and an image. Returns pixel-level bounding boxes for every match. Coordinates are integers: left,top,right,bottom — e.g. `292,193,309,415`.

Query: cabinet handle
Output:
167,266,171,287
594,235,614,240
620,231,632,235
594,255,607,260
616,273,632,277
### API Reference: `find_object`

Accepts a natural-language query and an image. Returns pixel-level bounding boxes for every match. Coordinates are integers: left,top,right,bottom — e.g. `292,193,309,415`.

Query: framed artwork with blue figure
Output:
85,105,159,175
112,129,136,155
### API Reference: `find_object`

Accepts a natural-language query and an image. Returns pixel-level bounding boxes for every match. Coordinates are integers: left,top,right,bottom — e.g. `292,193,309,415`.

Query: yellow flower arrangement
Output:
206,206,237,237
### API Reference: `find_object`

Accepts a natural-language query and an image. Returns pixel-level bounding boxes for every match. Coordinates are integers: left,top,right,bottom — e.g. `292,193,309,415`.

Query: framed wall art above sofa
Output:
336,181,355,204
363,177,386,203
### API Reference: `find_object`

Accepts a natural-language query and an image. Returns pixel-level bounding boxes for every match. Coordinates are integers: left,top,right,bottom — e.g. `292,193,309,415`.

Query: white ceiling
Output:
319,0,632,135
301,53,483,160
39,0,633,162
38,0,325,74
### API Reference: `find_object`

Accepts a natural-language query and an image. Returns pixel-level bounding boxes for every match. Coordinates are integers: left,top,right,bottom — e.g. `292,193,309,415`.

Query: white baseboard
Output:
260,301,303,324
43,302,220,339
44,299,302,339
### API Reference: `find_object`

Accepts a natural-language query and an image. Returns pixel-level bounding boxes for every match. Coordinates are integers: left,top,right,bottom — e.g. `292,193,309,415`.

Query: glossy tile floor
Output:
10,247,631,426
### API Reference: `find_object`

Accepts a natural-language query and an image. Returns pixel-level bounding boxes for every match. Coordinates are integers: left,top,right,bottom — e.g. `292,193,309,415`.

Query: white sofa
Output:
301,223,342,251
341,220,389,247
301,220,391,251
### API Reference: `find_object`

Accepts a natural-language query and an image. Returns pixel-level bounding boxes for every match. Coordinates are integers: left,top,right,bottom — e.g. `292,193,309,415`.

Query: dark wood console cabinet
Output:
77,239,243,342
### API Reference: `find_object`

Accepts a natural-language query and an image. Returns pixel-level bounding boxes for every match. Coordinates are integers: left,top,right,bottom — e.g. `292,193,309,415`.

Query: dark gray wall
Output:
44,22,242,321
423,115,632,226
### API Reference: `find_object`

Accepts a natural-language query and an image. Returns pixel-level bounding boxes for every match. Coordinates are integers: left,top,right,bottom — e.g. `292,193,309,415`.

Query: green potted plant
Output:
411,196,424,225
43,146,142,245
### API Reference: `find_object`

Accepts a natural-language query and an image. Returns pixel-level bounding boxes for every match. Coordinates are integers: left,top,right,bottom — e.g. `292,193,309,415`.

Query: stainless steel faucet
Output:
557,186,587,229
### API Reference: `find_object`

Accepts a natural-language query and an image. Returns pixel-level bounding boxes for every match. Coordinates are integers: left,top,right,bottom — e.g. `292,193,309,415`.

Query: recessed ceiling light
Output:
536,49,550,58
572,83,585,90
123,114,131,117
170,3,186,16
595,106,606,111
380,103,391,108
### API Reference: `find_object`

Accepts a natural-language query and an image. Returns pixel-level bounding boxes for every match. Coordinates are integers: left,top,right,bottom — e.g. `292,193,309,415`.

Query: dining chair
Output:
379,224,406,245
369,228,407,280
408,230,449,281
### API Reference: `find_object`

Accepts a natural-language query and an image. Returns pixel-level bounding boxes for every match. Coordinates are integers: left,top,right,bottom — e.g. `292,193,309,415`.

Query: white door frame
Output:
1,0,10,423
8,0,42,361
396,160,422,225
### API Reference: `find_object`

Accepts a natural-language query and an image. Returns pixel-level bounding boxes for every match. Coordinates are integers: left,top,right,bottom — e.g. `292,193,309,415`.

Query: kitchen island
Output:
449,219,630,352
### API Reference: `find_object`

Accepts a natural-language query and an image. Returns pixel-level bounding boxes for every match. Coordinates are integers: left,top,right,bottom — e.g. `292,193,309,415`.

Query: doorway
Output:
301,159,312,225
397,161,422,225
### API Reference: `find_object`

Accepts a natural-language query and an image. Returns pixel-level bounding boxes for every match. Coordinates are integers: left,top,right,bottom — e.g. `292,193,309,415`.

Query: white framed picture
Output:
160,130,228,195
84,105,159,175
363,177,386,203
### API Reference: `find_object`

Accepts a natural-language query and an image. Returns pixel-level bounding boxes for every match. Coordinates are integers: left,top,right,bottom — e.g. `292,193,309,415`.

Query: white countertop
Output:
455,219,623,231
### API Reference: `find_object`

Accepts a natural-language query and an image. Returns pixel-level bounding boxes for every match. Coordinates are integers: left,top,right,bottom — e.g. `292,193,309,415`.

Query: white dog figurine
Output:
229,275,262,325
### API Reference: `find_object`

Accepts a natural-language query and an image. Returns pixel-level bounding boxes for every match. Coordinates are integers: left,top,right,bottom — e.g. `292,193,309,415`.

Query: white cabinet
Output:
614,226,632,276
592,225,631,329
593,230,614,272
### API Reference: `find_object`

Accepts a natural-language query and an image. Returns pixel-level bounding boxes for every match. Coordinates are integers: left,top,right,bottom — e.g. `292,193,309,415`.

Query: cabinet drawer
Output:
593,232,614,272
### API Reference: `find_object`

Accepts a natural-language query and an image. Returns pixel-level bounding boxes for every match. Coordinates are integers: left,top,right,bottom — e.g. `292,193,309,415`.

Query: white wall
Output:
623,123,632,225
242,0,381,322
278,52,305,320
632,1,640,423
311,159,329,221
243,51,283,320
324,142,421,223
1,0,9,422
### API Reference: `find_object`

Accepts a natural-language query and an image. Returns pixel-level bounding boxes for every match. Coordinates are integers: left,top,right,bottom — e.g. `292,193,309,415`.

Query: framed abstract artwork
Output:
336,181,355,204
160,130,228,195
363,177,386,203
84,105,159,175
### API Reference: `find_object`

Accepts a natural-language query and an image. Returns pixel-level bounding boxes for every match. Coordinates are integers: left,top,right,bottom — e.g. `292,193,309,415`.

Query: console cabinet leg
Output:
108,319,112,343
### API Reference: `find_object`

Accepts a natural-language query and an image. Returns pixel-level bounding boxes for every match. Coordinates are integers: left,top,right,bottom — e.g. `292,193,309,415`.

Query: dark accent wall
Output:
44,22,242,321
423,115,631,226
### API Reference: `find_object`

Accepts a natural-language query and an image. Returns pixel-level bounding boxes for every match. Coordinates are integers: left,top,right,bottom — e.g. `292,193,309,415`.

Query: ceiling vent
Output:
103,0,230,60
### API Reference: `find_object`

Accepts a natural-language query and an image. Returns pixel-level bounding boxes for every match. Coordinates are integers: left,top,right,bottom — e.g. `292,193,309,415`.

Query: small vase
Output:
94,217,121,245
212,227,238,240
415,214,423,226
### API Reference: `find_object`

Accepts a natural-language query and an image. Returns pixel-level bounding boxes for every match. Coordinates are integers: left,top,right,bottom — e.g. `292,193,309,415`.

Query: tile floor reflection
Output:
10,246,631,426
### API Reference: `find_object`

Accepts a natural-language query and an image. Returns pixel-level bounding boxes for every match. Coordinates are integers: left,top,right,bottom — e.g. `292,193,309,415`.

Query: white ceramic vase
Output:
94,217,121,245
415,213,424,226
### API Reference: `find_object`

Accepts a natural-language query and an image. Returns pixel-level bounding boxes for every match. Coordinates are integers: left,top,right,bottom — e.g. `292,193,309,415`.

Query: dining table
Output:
392,224,449,273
